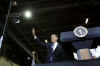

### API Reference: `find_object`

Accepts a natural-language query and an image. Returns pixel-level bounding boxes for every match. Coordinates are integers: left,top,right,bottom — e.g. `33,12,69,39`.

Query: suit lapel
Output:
49,43,60,54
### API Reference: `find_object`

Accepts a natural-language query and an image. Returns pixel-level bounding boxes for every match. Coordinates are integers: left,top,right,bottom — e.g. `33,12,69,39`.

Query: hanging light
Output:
24,10,32,19
85,18,89,24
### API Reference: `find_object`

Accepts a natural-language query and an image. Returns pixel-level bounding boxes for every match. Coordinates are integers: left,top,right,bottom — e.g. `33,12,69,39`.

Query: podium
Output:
60,27,100,60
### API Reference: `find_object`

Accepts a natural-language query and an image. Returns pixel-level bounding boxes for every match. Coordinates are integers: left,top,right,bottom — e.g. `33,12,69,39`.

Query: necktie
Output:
51,44,54,52
49,44,54,63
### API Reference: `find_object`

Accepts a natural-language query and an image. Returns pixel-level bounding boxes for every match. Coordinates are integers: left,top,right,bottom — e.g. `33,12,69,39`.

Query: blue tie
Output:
51,44,54,52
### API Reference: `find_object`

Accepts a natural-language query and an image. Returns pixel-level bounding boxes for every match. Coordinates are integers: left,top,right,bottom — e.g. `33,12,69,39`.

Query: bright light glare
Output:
85,18,88,24
24,10,32,18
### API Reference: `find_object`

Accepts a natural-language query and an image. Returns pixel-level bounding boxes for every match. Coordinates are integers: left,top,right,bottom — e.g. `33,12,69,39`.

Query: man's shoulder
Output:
47,42,60,44
47,43,52,46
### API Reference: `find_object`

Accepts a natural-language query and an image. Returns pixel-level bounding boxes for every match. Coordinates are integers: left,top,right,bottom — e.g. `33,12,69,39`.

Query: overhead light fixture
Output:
85,18,89,24
24,10,32,19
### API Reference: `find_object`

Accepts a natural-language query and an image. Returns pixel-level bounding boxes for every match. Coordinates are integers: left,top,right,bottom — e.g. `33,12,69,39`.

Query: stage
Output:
36,59,100,66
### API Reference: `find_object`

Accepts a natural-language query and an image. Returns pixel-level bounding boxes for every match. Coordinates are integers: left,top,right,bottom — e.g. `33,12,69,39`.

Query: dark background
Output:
0,0,100,66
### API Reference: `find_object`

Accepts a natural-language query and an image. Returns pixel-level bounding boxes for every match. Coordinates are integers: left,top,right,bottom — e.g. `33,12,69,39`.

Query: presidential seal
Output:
73,26,88,38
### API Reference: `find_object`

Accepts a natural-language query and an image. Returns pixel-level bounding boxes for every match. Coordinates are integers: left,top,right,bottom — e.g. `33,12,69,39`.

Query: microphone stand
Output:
1,0,12,56
2,0,12,36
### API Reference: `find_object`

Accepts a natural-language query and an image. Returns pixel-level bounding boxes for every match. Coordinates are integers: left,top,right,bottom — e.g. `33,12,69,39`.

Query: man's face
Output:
51,34,58,43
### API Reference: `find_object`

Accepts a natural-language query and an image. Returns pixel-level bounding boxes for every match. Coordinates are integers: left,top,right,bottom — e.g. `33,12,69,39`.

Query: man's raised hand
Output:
32,28,36,36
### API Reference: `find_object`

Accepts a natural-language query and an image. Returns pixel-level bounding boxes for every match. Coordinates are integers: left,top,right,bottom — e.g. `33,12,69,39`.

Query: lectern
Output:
60,26,100,60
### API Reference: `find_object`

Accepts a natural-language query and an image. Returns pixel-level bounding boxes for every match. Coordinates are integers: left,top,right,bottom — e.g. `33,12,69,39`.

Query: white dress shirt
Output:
52,42,58,51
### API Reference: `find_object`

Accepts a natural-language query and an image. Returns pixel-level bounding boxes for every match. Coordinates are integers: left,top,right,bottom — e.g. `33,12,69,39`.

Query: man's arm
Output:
32,28,47,47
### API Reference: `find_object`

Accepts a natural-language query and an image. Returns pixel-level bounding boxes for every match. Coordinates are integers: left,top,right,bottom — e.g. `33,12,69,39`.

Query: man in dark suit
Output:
32,28,66,63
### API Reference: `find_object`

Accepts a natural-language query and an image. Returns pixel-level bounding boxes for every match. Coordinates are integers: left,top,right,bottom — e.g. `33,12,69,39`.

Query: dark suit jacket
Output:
35,38,66,63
